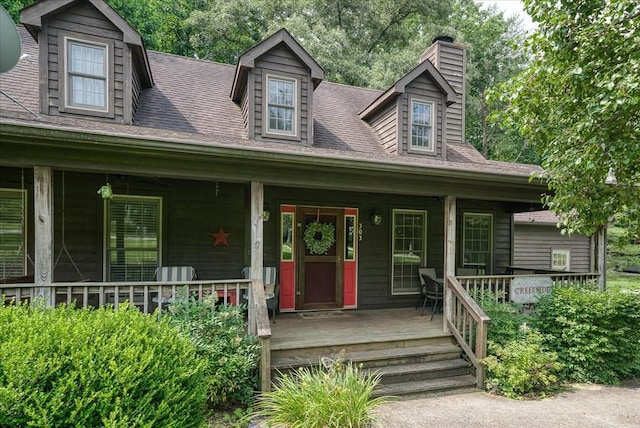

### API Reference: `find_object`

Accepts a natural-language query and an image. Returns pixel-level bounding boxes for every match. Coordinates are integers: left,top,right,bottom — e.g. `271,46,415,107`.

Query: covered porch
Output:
0,162,605,393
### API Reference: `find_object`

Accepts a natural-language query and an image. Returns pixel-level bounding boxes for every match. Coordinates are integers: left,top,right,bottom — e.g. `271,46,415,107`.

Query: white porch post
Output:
443,195,456,333
249,181,264,335
596,225,607,290
34,166,54,306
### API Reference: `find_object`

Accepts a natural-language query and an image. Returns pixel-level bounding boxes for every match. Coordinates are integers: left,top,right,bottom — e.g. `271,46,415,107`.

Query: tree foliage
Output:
493,0,640,237
451,0,533,162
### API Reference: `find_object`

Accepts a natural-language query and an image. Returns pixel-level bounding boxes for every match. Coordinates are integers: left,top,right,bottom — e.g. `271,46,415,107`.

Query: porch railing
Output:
448,272,600,389
1,279,251,313
446,275,490,388
456,273,600,302
0,278,274,392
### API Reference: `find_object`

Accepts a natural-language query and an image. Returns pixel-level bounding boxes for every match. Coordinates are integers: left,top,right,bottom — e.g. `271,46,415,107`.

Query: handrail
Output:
446,275,490,388
248,278,272,393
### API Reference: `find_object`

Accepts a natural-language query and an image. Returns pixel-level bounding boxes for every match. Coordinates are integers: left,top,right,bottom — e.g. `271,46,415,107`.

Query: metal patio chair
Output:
417,267,443,320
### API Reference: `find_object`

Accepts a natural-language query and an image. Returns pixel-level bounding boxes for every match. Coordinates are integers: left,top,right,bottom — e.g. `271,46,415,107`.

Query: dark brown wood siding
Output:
253,45,312,145
264,186,446,310
514,224,592,272
457,200,513,275
18,172,247,282
368,101,398,154
401,75,445,158
420,42,465,143
43,2,126,121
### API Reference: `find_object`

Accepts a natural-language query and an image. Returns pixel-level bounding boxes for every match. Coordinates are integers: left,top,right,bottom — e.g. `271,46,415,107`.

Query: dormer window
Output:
266,75,297,137
58,33,114,118
411,99,434,151
67,40,107,110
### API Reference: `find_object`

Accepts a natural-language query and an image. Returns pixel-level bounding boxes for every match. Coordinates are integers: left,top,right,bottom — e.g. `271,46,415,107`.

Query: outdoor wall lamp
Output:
262,204,271,222
370,209,383,226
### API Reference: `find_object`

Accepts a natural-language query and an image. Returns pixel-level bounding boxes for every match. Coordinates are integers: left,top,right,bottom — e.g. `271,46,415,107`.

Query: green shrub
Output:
252,351,386,428
0,302,208,427
168,294,260,408
471,291,535,346
481,325,563,399
536,286,640,383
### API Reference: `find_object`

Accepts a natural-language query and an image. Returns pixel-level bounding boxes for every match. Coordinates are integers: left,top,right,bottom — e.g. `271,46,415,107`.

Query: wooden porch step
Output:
374,375,478,397
272,343,462,372
374,358,471,385
271,340,476,398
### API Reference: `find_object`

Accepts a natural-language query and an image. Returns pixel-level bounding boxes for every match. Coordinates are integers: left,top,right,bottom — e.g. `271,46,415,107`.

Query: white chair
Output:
242,266,279,323
152,266,196,306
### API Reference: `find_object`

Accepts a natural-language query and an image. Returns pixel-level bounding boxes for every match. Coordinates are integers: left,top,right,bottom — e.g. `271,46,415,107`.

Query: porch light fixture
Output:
370,209,383,226
97,183,113,200
262,204,271,222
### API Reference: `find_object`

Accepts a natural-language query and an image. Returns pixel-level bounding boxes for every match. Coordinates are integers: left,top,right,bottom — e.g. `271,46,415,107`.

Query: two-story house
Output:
0,0,605,393
0,0,591,308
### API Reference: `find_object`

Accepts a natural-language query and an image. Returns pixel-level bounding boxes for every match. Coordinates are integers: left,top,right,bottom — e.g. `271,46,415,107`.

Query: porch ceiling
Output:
0,121,547,203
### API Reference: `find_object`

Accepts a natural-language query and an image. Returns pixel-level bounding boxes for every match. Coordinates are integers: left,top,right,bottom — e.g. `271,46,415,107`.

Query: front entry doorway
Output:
296,207,344,310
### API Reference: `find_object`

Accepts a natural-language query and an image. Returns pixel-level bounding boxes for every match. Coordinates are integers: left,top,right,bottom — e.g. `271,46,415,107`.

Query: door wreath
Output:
303,221,336,255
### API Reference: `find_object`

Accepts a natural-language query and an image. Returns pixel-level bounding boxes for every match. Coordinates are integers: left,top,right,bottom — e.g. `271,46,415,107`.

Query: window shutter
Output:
0,189,26,279
107,196,160,281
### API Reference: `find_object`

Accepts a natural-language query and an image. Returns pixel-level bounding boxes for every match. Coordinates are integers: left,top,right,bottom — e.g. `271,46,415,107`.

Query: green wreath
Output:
303,221,336,255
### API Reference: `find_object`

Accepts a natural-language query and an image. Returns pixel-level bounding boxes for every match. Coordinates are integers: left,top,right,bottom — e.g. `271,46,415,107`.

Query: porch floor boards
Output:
270,308,447,351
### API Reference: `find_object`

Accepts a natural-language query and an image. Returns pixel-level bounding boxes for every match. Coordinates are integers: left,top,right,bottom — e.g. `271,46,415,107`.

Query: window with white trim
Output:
66,39,107,110
463,213,492,274
105,195,161,281
411,99,434,151
551,249,570,271
0,189,26,280
267,76,296,135
392,210,427,294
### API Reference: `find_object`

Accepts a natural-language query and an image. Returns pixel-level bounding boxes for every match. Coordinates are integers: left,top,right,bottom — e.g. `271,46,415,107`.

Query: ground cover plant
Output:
0,302,208,427
251,351,386,428
482,324,563,399
168,293,260,409
474,292,562,398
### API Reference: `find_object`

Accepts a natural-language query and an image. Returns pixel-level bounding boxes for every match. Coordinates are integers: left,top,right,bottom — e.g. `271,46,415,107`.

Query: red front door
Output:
296,207,344,310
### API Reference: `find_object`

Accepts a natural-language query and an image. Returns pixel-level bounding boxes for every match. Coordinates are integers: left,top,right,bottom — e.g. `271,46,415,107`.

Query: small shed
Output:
513,211,593,273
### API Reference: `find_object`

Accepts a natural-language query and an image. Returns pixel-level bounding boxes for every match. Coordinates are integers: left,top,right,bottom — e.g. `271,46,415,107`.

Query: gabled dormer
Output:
360,37,465,159
231,29,324,146
21,0,153,124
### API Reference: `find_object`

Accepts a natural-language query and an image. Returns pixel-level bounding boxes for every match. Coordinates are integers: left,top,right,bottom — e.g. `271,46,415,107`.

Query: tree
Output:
493,0,640,238
451,0,533,163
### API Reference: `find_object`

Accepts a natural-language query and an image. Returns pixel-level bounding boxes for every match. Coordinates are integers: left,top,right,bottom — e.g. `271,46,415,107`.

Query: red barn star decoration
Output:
211,227,231,247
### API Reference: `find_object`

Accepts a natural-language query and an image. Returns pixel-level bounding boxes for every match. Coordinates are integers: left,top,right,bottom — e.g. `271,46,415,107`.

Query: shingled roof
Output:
0,26,541,179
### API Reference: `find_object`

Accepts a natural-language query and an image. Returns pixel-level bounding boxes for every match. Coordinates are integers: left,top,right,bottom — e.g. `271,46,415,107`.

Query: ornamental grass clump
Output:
252,351,386,428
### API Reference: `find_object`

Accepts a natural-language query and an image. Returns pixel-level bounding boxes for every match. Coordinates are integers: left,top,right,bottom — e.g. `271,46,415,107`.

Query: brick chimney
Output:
420,37,466,143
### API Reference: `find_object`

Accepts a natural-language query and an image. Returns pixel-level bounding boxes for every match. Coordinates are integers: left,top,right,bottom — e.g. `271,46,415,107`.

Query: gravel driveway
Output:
376,380,640,428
